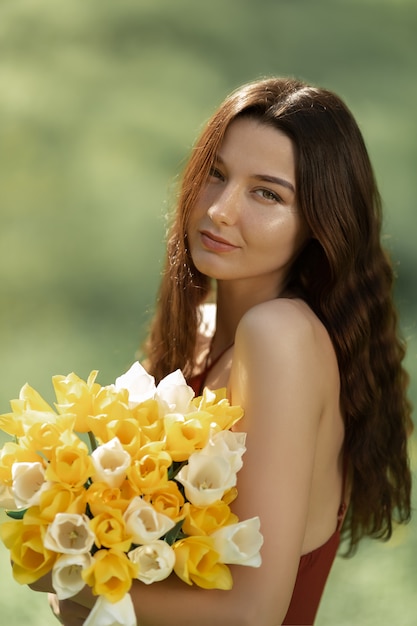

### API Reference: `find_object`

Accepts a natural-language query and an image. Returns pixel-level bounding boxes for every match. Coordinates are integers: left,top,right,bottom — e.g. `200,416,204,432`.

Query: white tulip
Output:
211,517,264,567
156,369,195,415
11,461,48,509
91,437,131,488
44,513,96,554
52,552,93,599
128,540,175,584
176,452,237,507
123,496,175,544
84,594,137,626
200,430,247,474
114,361,156,408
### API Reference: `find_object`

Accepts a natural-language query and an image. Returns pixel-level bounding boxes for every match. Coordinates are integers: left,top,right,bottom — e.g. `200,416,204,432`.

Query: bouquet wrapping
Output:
0,362,263,626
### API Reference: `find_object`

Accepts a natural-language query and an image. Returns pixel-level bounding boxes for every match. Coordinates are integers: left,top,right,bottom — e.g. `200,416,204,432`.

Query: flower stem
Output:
87,430,98,452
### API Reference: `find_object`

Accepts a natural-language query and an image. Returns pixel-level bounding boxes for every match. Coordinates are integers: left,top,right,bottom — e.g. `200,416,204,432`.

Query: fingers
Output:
48,593,63,623
48,594,90,625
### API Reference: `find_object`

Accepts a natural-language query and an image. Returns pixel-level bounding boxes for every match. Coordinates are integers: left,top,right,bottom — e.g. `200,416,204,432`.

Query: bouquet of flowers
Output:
0,362,263,626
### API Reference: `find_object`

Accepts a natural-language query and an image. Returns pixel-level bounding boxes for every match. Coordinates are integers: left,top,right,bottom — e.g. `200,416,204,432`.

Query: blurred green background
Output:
0,0,416,624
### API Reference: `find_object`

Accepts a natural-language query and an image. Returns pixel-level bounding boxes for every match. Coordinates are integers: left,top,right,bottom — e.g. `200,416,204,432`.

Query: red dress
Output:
188,359,346,626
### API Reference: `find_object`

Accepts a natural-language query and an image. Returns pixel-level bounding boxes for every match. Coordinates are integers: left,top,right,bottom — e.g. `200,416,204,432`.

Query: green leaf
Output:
6,508,27,520
87,430,98,452
168,461,187,480
164,519,186,545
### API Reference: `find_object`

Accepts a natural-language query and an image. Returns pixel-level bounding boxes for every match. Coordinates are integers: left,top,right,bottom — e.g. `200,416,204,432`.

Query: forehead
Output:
218,117,296,175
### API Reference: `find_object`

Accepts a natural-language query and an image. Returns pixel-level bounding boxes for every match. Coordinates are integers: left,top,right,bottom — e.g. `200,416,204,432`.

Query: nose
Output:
207,183,240,226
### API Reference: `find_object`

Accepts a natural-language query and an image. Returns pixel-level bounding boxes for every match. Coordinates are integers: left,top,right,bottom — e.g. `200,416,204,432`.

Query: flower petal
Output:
211,517,264,566
84,594,137,626
128,540,175,584
52,552,93,599
176,453,236,506
12,461,48,509
44,513,96,554
156,370,195,415
91,438,131,488
114,362,156,408
123,496,175,544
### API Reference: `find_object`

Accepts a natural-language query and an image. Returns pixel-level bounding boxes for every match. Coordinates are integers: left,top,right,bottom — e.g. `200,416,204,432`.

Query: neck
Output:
212,276,288,355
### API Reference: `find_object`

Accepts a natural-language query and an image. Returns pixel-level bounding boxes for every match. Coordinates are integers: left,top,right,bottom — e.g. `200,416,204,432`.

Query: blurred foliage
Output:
0,0,416,624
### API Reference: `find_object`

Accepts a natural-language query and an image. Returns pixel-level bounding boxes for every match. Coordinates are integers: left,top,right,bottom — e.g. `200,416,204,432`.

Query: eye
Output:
208,167,224,181
255,188,282,203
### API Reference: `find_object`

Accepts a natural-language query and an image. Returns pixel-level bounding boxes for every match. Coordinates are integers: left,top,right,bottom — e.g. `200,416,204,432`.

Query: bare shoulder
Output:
231,298,338,413
236,298,329,357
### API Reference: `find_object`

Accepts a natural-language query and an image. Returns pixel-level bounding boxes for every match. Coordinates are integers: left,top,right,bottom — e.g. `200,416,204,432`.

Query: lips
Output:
200,230,239,252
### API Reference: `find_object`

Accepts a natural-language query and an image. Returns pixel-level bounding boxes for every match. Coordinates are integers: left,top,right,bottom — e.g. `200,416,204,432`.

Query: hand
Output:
28,571,54,594
49,593,91,625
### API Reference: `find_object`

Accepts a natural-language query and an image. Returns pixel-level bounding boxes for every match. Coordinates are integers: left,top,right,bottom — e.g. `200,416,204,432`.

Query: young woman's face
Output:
186,117,310,294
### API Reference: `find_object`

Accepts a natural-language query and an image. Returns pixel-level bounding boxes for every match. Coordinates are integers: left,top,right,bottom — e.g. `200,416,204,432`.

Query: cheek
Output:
186,201,204,233
253,215,309,256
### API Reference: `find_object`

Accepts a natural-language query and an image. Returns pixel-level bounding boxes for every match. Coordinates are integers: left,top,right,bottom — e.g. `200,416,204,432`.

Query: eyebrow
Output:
214,155,295,193
253,174,295,193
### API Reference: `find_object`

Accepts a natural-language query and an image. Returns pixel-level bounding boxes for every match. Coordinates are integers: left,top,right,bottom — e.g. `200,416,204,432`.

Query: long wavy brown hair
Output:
144,77,413,554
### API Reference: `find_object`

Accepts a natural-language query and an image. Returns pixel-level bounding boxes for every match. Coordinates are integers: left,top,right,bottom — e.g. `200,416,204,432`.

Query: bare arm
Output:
44,300,329,626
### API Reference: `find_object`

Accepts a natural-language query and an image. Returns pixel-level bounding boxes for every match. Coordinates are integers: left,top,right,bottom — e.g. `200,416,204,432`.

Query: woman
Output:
44,77,413,625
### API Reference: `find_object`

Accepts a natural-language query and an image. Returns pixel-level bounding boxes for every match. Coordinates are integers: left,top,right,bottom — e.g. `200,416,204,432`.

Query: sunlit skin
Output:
30,118,346,626
186,117,311,357
187,117,310,300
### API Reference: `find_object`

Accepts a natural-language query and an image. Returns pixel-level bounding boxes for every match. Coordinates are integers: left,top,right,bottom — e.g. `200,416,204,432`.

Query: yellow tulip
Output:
87,386,132,441
99,418,146,458
132,399,163,442
0,383,59,437
1,407,59,439
163,414,212,462
0,441,39,485
222,487,238,506
38,483,87,522
144,480,185,522
19,383,55,411
0,411,25,437
192,387,244,431
82,548,138,603
182,501,238,536
46,440,93,490
92,385,131,420
127,443,171,495
0,517,56,584
172,536,233,590
90,510,132,552
53,371,100,433
86,481,138,516
19,417,76,460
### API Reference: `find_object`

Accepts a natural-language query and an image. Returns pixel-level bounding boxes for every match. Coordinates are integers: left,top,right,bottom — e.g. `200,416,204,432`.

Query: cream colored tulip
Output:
91,437,131,488
155,369,195,415
84,594,137,626
200,429,247,474
44,513,96,554
52,552,93,599
128,540,175,584
123,496,175,544
176,452,237,507
114,361,156,408
11,461,48,509
211,516,263,567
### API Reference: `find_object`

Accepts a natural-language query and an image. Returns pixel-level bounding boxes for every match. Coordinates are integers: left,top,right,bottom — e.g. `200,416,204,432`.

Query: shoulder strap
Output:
192,342,234,395
336,452,349,531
